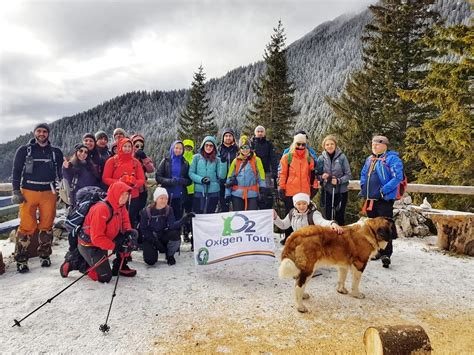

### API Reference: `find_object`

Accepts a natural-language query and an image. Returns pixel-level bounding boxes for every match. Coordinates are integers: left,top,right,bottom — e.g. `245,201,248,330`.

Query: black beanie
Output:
34,123,50,133
74,143,88,151
82,133,96,142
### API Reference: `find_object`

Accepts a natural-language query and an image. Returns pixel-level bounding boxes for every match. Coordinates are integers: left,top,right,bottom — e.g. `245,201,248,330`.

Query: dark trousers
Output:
218,184,230,212
170,198,184,220
142,230,181,265
231,196,258,211
182,193,194,237
129,193,147,228
193,194,218,214
284,196,294,238
367,199,394,257
78,244,112,283
321,190,348,226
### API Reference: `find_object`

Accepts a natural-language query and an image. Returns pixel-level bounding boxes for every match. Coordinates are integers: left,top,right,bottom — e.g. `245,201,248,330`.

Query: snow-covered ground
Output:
1,234,473,353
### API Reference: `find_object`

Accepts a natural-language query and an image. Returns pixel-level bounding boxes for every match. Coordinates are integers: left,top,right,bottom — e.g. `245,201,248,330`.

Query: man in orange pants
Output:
11,123,63,273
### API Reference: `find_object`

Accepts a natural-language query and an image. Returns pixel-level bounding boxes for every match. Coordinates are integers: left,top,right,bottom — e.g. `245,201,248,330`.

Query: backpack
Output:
65,186,113,239
288,203,317,225
375,156,408,200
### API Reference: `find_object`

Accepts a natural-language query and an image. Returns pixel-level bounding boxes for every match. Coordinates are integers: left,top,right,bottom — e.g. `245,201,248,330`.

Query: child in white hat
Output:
273,192,343,234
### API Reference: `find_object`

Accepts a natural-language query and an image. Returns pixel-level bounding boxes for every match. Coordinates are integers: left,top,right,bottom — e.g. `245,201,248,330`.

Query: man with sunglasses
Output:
11,123,64,273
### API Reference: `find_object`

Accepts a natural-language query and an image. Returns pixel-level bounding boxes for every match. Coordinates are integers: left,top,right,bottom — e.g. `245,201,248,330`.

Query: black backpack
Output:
62,186,113,274
289,202,318,225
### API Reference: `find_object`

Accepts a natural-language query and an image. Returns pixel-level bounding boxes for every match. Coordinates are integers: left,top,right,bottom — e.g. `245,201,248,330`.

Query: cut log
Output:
432,215,474,256
364,325,432,355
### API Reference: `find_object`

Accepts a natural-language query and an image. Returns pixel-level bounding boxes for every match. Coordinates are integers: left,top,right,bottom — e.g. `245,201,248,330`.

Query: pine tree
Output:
178,65,217,145
399,25,473,211
245,20,298,153
327,0,440,178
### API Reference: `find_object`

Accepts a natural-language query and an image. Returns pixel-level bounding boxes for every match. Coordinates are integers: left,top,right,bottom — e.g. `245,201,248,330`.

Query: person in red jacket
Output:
102,137,146,230
78,181,138,282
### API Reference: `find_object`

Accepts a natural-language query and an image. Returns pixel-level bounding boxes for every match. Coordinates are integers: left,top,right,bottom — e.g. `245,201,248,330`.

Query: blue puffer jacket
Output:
189,136,227,194
360,151,404,201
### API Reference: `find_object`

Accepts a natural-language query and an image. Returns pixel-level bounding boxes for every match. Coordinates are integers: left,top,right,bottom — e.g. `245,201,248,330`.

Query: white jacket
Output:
274,205,334,232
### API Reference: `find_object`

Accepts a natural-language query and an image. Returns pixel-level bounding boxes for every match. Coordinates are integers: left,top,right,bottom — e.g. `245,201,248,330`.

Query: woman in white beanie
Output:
139,187,194,266
273,193,343,234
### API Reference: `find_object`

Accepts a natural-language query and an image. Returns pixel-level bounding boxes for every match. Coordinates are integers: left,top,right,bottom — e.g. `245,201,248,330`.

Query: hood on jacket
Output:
169,140,184,159
106,181,131,209
221,128,236,145
29,137,51,147
183,139,195,149
199,135,218,152
117,137,133,158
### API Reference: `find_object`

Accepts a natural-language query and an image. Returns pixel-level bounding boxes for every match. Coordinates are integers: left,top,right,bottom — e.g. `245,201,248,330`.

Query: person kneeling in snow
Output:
273,193,343,235
78,181,138,282
140,187,194,266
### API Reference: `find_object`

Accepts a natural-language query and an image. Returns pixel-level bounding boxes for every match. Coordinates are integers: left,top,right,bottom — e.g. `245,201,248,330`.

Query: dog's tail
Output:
279,258,300,279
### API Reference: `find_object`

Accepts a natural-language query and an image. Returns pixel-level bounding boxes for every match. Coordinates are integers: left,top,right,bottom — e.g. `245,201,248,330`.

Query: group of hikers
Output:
0,122,404,279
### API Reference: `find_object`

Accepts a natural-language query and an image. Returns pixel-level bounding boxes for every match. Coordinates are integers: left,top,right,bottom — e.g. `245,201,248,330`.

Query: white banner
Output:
192,209,275,265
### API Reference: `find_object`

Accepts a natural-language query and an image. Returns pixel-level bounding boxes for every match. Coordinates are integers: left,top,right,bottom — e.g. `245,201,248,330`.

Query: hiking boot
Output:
381,255,391,268
17,262,29,273
280,237,287,246
167,255,176,266
371,252,382,261
60,261,70,278
183,234,190,243
40,257,51,267
112,259,137,277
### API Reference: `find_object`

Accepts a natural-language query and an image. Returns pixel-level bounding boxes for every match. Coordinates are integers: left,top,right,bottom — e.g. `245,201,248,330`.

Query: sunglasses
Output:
134,144,144,149
184,146,193,151
204,143,214,147
240,145,250,150
296,143,306,147
78,149,88,154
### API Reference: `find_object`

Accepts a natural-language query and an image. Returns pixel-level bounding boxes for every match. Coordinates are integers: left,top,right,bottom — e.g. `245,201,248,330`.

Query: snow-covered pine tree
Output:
399,24,473,211
178,65,217,145
245,20,298,153
327,0,441,177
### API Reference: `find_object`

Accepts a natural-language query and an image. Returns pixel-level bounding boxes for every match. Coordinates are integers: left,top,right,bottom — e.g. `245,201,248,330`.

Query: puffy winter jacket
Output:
251,136,279,177
188,136,227,194
139,205,183,241
360,150,404,201
279,150,317,197
225,154,266,199
218,128,239,178
316,148,352,193
79,181,132,250
155,141,192,199
62,159,100,205
102,138,146,198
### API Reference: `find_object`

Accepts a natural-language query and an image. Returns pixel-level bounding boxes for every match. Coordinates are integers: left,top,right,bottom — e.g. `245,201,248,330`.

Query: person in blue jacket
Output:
188,136,227,214
360,135,403,268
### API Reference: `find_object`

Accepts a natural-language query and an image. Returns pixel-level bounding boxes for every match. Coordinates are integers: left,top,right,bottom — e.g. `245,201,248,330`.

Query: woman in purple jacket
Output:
62,143,101,206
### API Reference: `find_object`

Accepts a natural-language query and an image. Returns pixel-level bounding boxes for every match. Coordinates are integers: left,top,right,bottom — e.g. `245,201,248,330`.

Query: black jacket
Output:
12,138,63,191
155,156,191,188
251,137,279,178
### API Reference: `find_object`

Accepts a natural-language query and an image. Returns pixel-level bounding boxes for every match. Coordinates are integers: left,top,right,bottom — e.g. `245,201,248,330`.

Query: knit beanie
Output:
293,193,310,205
34,123,50,133
239,135,251,149
153,187,169,201
293,134,307,145
95,130,108,141
131,134,145,144
82,133,96,142
74,143,88,151
113,128,126,137
254,125,265,135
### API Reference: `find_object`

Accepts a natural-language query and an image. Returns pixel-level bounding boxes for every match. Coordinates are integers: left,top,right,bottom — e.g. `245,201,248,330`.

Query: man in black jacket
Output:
218,128,239,212
11,123,63,273
252,125,279,209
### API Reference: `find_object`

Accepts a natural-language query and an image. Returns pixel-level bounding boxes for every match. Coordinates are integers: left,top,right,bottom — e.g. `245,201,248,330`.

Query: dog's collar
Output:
363,228,380,251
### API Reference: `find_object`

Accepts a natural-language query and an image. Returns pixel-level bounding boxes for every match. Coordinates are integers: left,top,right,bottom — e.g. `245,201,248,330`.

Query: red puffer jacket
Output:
79,181,132,250
102,138,145,198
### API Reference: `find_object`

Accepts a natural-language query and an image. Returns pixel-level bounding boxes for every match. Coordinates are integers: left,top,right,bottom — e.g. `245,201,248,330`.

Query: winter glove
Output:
12,190,26,204
122,229,139,252
278,188,286,200
201,177,211,185
225,176,238,188
134,150,147,160
220,155,227,163
120,175,136,186
258,187,266,202
310,187,318,199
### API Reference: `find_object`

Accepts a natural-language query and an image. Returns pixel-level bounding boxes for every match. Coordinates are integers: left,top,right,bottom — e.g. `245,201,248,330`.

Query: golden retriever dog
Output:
278,217,397,313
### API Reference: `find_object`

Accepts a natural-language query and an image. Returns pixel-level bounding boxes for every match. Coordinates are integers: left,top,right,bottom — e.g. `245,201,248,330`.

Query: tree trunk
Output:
433,215,474,256
0,251,5,275
364,325,432,355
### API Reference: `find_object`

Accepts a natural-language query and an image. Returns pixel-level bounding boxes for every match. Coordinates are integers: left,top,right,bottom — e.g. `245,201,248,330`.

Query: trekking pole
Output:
331,185,336,221
99,254,126,333
203,184,209,214
12,253,113,328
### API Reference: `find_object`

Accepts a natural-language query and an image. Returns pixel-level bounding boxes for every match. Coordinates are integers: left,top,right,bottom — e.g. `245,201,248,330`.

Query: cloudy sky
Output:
0,0,374,143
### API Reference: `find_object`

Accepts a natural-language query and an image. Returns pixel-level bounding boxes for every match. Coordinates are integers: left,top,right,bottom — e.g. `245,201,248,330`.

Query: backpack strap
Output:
101,200,114,224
